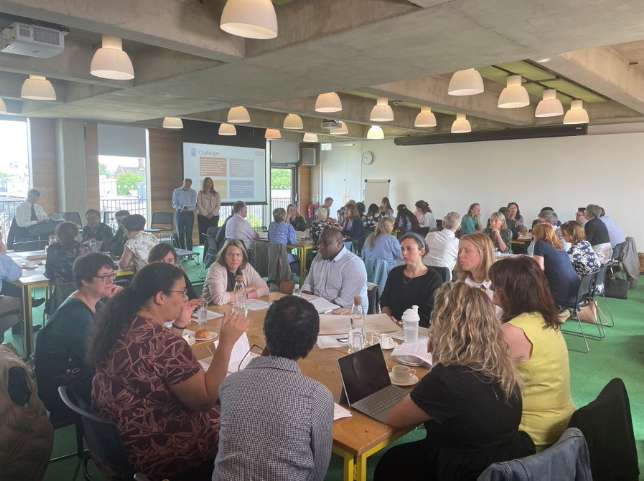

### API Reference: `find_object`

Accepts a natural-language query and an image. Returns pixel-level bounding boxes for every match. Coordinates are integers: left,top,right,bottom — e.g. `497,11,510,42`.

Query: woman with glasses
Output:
89,263,250,480
148,243,198,300
35,252,122,420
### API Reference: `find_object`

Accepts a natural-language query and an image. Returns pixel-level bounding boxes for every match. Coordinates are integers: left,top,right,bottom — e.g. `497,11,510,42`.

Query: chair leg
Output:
561,309,590,353
597,293,615,328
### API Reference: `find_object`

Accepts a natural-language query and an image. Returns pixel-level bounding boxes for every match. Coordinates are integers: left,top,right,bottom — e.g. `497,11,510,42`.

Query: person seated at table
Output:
531,207,561,228
35,253,121,419
380,197,394,217
460,202,483,235
340,203,365,240
498,206,518,239
15,188,61,237
286,203,307,232
356,201,366,219
507,202,524,231
598,206,626,248
148,243,198,300
532,224,579,306
213,296,334,481
527,209,569,255
414,200,436,229
203,239,269,305
361,217,402,273
268,207,299,273
489,256,575,452
374,283,535,481
108,210,130,257
225,201,259,253
118,214,158,272
81,209,113,246
560,221,601,279
423,212,461,273
45,221,90,285
0,232,23,336
302,228,368,313
484,212,513,253
308,207,334,244
584,204,613,263
394,204,419,235
89,263,249,480
362,203,381,231
380,232,442,327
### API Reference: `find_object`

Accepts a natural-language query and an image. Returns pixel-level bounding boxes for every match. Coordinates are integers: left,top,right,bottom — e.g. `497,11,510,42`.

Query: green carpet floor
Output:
4,250,641,480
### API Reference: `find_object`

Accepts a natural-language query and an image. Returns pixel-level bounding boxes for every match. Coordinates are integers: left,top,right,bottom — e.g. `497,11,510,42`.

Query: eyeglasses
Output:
94,273,117,282
167,288,188,297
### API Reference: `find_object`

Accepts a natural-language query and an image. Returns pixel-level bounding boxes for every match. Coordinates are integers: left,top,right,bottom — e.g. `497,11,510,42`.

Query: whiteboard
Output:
364,179,390,207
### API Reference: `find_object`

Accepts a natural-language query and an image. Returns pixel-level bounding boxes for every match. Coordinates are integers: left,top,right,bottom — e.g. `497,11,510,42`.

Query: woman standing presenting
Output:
197,177,221,246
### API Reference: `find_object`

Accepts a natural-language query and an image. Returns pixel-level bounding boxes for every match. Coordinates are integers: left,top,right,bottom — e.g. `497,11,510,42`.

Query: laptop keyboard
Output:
354,384,407,414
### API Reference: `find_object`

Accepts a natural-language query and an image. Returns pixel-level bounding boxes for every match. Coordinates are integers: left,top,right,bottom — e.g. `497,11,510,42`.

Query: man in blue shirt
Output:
172,178,197,251
0,232,23,336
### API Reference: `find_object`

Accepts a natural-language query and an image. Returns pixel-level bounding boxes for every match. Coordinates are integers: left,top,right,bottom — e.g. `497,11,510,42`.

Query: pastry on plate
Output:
195,329,211,339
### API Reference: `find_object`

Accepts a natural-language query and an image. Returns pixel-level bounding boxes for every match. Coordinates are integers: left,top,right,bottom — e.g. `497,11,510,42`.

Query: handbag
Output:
604,275,628,299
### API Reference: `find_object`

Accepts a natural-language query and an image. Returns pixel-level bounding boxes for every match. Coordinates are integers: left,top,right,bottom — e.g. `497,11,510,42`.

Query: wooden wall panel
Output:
148,127,183,232
298,143,318,218
84,122,100,210
29,118,58,214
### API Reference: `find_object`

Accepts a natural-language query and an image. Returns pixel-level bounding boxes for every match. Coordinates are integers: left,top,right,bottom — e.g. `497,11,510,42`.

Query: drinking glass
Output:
293,284,302,297
197,304,208,326
370,332,382,347
348,331,365,353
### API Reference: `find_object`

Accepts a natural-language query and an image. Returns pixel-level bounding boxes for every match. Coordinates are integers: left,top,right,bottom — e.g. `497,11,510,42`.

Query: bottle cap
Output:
353,296,362,305
401,305,420,323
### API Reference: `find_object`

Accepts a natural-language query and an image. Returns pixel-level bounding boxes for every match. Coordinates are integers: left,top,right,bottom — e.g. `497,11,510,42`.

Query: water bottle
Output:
232,275,247,316
348,296,366,353
89,238,97,252
402,305,420,344
293,284,302,297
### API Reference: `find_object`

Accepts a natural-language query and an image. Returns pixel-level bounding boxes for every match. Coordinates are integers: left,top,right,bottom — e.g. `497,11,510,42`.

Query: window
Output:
98,155,147,227
0,119,29,234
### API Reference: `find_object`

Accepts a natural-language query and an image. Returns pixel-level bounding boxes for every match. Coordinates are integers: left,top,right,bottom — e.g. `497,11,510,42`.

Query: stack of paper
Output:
308,297,338,314
207,333,258,374
190,310,223,321
391,343,433,366
246,299,271,311
316,335,349,349
334,403,352,421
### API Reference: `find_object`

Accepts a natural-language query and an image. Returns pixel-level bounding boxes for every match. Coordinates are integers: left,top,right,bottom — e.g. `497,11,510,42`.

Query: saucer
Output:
389,373,419,387
396,355,430,367
380,340,398,350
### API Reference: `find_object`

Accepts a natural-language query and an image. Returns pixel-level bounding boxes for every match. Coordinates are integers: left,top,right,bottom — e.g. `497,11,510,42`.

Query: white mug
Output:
381,333,394,348
391,365,416,383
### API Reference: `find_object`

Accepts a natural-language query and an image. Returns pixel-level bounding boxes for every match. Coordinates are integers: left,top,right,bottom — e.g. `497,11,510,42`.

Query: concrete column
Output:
55,119,87,214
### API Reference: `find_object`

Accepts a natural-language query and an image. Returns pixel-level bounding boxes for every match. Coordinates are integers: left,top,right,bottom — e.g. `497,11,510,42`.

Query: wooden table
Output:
190,293,430,481
257,232,317,281
6,250,134,357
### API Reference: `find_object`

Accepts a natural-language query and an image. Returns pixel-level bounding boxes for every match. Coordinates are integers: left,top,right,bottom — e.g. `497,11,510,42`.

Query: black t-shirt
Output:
584,218,610,246
380,265,442,327
410,364,534,480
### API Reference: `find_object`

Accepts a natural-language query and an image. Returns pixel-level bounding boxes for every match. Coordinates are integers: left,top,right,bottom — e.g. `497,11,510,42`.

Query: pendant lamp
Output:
563,100,589,124
370,97,394,122
0,99,6,113
228,106,251,123
162,117,183,129
219,123,237,136
90,36,135,80
329,121,348,135
498,76,529,108
315,92,342,113
303,133,318,142
367,125,384,139
415,106,437,127
283,114,303,129
265,128,281,139
451,114,471,133
535,89,563,117
448,68,484,96
21,75,56,101
220,0,278,39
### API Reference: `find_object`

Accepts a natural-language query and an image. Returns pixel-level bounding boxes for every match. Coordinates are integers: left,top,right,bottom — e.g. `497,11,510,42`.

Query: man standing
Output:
15,189,60,237
213,296,334,481
323,197,336,224
0,232,23,336
172,178,197,251
423,212,461,273
225,201,259,252
302,228,368,313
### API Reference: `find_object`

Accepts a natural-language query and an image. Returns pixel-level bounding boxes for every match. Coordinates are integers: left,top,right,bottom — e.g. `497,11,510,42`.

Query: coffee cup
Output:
391,365,416,383
381,333,394,348
24,261,37,269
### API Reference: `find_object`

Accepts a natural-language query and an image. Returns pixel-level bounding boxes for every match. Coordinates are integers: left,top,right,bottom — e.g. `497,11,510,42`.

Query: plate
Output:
183,333,196,346
396,355,430,367
380,341,398,350
186,329,218,341
389,373,419,387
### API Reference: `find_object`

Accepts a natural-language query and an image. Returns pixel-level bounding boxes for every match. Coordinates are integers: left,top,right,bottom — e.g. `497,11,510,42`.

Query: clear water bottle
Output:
89,238,97,252
348,296,366,353
232,275,247,316
402,305,420,344
293,284,302,297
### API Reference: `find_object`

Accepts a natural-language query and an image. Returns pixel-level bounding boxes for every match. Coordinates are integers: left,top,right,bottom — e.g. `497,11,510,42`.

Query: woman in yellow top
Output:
489,256,575,451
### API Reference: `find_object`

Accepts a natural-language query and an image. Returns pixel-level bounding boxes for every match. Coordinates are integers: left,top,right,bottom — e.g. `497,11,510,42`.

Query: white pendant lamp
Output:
265,128,281,139
0,98,6,113
283,114,303,129
367,125,384,140
228,106,250,123
315,92,342,113
370,97,394,122
220,0,278,39
21,75,56,101
498,75,529,108
448,68,484,96
219,123,237,136
535,89,564,117
329,121,348,135
563,100,589,125
415,106,437,127
162,117,183,129
303,133,318,142
451,114,471,133
90,36,134,80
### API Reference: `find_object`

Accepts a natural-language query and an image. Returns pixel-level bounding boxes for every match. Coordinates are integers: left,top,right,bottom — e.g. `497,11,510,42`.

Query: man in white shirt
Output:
225,201,259,253
423,212,461,273
171,178,197,250
15,189,59,237
302,228,368,313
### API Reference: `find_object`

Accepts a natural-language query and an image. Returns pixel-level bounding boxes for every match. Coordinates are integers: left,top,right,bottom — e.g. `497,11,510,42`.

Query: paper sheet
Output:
318,314,399,335
190,310,223,320
334,403,352,421
212,333,257,373
308,297,338,314
317,335,350,350
391,343,433,366
246,299,271,311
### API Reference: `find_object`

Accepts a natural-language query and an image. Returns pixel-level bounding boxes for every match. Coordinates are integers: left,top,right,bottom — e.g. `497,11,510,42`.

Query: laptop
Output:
337,344,408,424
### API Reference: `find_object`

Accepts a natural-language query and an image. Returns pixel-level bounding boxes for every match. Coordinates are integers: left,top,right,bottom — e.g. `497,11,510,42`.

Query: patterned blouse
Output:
363,213,381,231
484,228,513,254
125,231,158,271
45,242,89,284
268,221,298,262
567,240,601,278
92,316,220,478
309,220,333,244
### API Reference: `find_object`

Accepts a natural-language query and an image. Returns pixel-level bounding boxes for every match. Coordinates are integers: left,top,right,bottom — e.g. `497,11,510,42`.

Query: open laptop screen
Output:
337,344,392,405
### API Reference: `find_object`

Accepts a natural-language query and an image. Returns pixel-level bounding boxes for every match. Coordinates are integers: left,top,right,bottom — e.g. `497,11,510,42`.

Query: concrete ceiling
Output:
1,0,644,141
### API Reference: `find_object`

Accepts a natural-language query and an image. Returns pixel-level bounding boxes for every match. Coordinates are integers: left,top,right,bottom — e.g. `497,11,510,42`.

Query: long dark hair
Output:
87,263,184,365
489,256,560,330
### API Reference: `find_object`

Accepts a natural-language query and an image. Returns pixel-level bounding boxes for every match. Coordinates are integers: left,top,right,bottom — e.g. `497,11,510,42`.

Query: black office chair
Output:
63,212,83,228
559,270,604,353
7,216,47,251
412,226,430,237
428,265,451,284
147,211,175,245
436,219,443,231
200,226,220,277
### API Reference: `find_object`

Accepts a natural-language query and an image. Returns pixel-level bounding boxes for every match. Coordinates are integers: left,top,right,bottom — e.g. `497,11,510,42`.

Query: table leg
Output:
332,445,356,481
21,285,35,358
355,453,368,481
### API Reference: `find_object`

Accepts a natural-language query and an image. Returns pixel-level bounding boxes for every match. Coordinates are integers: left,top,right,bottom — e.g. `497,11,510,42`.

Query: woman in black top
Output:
380,232,442,327
584,204,612,263
286,204,307,231
148,243,198,300
341,203,365,239
45,221,90,284
375,283,535,481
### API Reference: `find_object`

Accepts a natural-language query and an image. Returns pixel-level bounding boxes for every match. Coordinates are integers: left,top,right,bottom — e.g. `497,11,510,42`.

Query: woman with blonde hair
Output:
361,217,402,272
375,283,535,481
196,177,220,246
532,224,579,305
456,233,494,293
484,211,513,253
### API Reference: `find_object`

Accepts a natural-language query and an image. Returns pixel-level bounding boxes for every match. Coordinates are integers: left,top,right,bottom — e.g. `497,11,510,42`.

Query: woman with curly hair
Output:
374,282,535,481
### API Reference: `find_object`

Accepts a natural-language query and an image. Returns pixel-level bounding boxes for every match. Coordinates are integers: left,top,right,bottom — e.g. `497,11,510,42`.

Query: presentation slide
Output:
182,143,267,204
